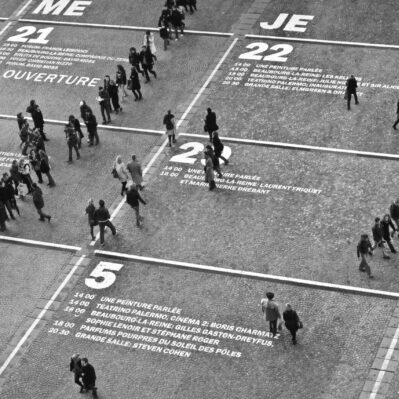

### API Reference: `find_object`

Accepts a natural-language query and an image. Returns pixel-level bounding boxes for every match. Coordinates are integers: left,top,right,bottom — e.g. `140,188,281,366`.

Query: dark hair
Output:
99,200,105,207
146,30,150,35
30,99,35,106
81,357,88,363
375,217,380,222
266,292,274,300
207,107,212,112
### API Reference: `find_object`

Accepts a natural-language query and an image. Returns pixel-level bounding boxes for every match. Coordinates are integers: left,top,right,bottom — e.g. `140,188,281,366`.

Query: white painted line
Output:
178,38,238,125
16,0,34,16
246,34,399,50
0,17,9,21
179,133,399,160
0,235,81,251
18,19,233,36
369,325,399,398
94,250,399,299
0,114,163,135
0,22,11,36
0,255,86,376
90,39,238,245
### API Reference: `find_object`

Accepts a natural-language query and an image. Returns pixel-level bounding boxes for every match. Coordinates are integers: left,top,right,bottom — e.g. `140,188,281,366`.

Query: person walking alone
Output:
85,110,99,146
126,184,147,228
85,198,97,240
204,108,218,142
31,183,51,222
69,354,84,393
346,74,359,110
140,45,157,83
163,110,176,146
372,217,390,259
65,123,80,163
261,292,281,338
116,65,128,98
94,200,117,247
283,304,301,345
357,234,373,278
113,155,129,196
204,152,216,190
127,154,144,190
130,66,143,101
39,150,55,187
393,99,399,130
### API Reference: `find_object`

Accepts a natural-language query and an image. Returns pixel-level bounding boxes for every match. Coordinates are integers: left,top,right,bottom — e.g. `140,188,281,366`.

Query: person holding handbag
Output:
113,155,129,196
283,304,302,345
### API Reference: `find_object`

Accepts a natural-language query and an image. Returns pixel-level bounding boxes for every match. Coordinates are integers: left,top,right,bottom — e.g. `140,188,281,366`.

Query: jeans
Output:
100,101,111,122
347,91,358,109
132,205,143,226
269,320,277,336
68,143,80,161
36,206,51,221
359,253,371,276
99,220,116,244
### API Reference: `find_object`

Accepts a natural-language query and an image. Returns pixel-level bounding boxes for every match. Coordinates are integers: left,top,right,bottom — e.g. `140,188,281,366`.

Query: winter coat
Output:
32,186,44,209
283,309,300,331
130,69,141,90
127,160,143,185
204,157,214,183
114,162,129,182
126,188,146,208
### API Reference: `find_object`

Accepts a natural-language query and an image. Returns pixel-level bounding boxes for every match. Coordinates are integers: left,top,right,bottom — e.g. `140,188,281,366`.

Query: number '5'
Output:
85,262,124,290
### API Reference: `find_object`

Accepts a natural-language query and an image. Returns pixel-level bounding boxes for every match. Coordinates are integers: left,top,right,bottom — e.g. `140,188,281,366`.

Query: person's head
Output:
80,100,86,106
17,112,23,118
285,303,292,311
81,358,88,366
145,30,150,36
213,131,219,138
167,109,171,115
98,86,103,91
205,144,213,151
30,99,36,107
142,45,147,51
131,154,136,161
350,74,355,78
104,75,110,83
266,292,274,300
131,65,137,72
375,217,380,223
116,155,122,164
69,115,75,123
110,80,116,86
117,64,124,72
32,182,37,189
207,107,212,113
12,160,18,167
39,149,45,156
383,214,390,222
99,200,105,207
87,198,93,205
130,47,136,53
71,353,80,360
395,199,399,205
3,172,9,181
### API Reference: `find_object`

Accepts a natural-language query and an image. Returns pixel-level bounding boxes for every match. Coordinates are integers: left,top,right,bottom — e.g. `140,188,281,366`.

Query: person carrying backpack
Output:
65,123,80,163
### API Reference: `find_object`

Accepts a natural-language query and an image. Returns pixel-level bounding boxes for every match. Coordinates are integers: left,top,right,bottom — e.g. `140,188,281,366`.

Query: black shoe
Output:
359,268,366,272
383,255,391,259
38,218,45,221
79,387,85,393
224,160,229,165
38,180,43,184
67,159,72,163
43,138,50,141
77,154,80,159
154,72,157,78
48,216,51,222
393,125,398,130
107,119,111,124
355,101,359,105
102,120,107,124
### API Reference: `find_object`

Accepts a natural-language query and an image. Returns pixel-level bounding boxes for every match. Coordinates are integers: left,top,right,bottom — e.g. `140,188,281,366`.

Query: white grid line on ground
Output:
0,254,86,376
89,38,239,245
18,19,234,37
95,250,399,299
16,0,34,17
246,34,399,50
0,22,11,36
0,235,81,251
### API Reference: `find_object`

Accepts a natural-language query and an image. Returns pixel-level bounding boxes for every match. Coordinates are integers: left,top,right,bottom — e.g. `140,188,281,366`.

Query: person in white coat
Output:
143,31,157,58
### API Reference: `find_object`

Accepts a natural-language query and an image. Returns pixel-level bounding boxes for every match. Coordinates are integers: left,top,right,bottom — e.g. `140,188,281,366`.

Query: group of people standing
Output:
357,200,399,278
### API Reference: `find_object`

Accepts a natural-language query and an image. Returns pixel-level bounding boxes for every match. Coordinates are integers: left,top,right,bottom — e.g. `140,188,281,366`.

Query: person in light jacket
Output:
113,155,129,196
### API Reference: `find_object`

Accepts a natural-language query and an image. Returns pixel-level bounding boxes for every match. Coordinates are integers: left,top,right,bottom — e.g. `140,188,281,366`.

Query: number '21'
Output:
7,26,54,44
239,42,293,62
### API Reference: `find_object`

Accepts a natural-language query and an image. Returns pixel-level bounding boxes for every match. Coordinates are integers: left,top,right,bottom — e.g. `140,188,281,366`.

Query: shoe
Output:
369,275,374,278
292,340,297,345
359,268,366,272
393,125,397,130
355,101,359,105
38,218,45,221
100,242,105,247
134,98,138,101
383,255,391,259
38,180,43,184
11,216,16,220
79,387,85,393
44,138,50,141
91,236,95,240
77,154,80,160
48,216,51,222
102,120,107,124
224,160,229,165
107,119,111,124
113,231,117,236
392,250,397,254
120,107,123,112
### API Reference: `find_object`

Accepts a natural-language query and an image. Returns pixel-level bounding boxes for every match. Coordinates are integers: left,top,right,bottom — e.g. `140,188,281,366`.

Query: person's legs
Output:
143,66,150,82
99,222,105,244
105,101,111,121
168,134,172,147
132,89,139,101
74,144,80,159
100,104,107,123
148,65,157,78
354,92,359,104
68,144,73,161
393,116,399,129
46,171,56,187
290,328,297,344
121,181,127,196
386,238,397,253
94,130,100,145
90,222,95,240
74,373,84,389
105,220,116,235
4,201,15,219
360,253,372,277
347,92,351,110
269,320,277,336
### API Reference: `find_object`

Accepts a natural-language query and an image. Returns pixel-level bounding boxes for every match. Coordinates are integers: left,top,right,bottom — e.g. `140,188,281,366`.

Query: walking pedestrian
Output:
127,154,144,190
31,183,51,222
126,184,146,227
26,100,48,141
9,160,21,188
159,24,170,51
143,31,157,57
113,155,129,196
19,119,32,156
204,108,219,142
393,99,399,130
85,199,98,240
205,145,222,178
130,66,143,101
381,214,397,253
212,132,229,164
65,123,80,163
18,158,33,193
261,292,281,338
93,200,117,246
345,75,359,110
204,152,216,190
187,0,197,13
17,112,25,131
158,7,172,37
85,110,99,146
116,65,128,98
0,201,7,231
97,86,111,124
140,45,157,83
372,217,390,259
389,199,399,231
163,110,176,146
357,234,373,277
80,358,98,397
69,354,84,393
29,149,43,183
128,47,143,75
108,80,122,114
2,174,20,216
170,6,184,39
39,150,55,187
283,304,301,345
69,115,84,149
103,75,113,112
80,100,93,121
0,179,15,220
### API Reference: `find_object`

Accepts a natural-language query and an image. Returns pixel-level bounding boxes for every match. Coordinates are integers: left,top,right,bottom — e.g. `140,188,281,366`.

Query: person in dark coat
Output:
85,198,97,240
389,199,399,231
127,154,144,190
108,80,122,113
393,100,399,130
128,47,143,75
204,108,219,141
85,110,99,146
357,234,373,277
26,100,48,141
39,150,55,187
17,112,25,131
187,0,197,13
97,86,111,124
130,66,143,101
81,358,97,397
170,6,184,39
212,132,229,165
158,7,172,36
159,24,170,51
283,304,300,345
9,160,21,187
69,354,84,393
0,179,15,220
2,174,20,216
372,217,390,259
204,152,216,190
0,201,7,231
381,214,397,253
126,185,146,227
69,115,84,149
346,75,359,110
31,183,51,222
205,145,222,178
29,149,43,184
64,124,80,163
19,119,32,156
139,45,157,83
116,64,128,98
163,110,176,146
80,100,93,121
93,200,117,246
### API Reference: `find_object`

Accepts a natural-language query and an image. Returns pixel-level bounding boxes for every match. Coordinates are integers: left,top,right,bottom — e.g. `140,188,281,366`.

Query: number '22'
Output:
239,42,293,62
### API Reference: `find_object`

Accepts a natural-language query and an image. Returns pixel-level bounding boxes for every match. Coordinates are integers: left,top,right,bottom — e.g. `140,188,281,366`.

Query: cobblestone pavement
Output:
0,258,396,399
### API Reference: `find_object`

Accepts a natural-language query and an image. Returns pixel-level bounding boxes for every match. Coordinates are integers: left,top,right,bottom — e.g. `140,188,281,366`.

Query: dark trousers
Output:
100,102,111,122
209,180,216,191
74,373,83,388
21,140,30,155
3,200,15,219
88,129,99,145
36,206,50,221
44,171,55,187
33,169,43,183
359,253,372,276
99,220,116,244
269,320,277,336
393,115,399,129
143,65,156,82
21,174,33,192
347,91,358,109
215,150,228,164
111,94,120,112
131,89,142,100
132,205,143,227
89,220,98,239
10,197,20,215
167,134,176,145
35,124,47,140
68,143,80,161
384,237,397,253
173,24,184,39
286,327,297,343
121,181,127,196
83,384,97,397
